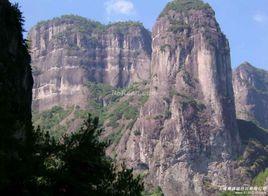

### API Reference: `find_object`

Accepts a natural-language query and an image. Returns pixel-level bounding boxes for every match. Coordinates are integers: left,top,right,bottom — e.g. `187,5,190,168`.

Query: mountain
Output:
29,0,268,195
115,0,242,195
29,15,151,111
233,62,268,129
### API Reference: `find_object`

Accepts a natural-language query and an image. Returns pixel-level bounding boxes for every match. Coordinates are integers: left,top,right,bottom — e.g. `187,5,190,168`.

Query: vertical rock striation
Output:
29,16,151,111
116,0,241,195
233,62,268,129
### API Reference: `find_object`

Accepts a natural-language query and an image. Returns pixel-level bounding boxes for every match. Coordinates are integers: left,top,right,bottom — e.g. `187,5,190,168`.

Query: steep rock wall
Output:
233,62,268,129
29,16,151,111
116,0,241,195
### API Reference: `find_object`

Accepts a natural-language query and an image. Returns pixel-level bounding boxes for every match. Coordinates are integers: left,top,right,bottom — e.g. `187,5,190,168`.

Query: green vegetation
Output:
86,82,148,150
160,0,211,17
107,127,124,145
36,14,105,32
4,115,144,195
169,88,205,112
51,116,144,195
89,82,147,129
87,82,122,125
139,94,149,106
35,15,144,35
219,191,236,196
169,20,190,33
32,106,73,139
124,105,139,119
87,82,119,100
143,186,164,196
52,18,103,47
252,168,268,186
180,94,206,111
107,101,139,128
34,15,146,50
74,109,88,119
107,21,143,28
126,120,136,130
87,82,122,128
107,21,144,34
33,82,147,142
219,191,250,196
125,82,141,93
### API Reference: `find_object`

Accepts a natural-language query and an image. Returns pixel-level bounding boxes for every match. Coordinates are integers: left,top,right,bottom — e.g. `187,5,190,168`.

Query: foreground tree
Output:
31,115,144,195
1,114,144,195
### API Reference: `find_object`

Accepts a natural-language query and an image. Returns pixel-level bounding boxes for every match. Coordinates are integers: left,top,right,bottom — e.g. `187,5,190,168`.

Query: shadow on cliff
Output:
238,119,268,146
237,119,268,177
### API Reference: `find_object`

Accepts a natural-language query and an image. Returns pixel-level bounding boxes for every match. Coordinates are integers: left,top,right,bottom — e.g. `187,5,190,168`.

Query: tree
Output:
30,115,144,195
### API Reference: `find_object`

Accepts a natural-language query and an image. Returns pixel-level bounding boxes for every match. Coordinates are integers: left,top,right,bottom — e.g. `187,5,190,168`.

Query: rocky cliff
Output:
29,0,268,195
0,0,33,136
233,62,268,129
29,16,151,111
115,0,241,195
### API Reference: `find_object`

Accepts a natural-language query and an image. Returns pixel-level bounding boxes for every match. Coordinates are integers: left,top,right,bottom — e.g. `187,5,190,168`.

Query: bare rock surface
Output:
233,62,268,129
29,16,151,111
116,0,242,195
29,1,268,195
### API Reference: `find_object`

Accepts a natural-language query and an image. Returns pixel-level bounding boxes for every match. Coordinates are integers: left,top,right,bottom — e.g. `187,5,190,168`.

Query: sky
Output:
10,0,268,70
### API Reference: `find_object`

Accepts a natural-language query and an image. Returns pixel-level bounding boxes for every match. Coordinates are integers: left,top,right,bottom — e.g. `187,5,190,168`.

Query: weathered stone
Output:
116,0,241,195
233,62,268,129
29,16,151,111
29,1,268,195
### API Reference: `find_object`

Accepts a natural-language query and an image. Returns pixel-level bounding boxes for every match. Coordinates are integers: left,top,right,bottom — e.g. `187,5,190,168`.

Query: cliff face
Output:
0,0,33,135
233,62,268,129
29,1,268,195
29,16,151,111
116,0,241,195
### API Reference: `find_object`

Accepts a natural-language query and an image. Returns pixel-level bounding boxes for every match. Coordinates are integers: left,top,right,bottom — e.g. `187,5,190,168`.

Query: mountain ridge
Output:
233,61,268,129
29,1,268,195
29,14,152,111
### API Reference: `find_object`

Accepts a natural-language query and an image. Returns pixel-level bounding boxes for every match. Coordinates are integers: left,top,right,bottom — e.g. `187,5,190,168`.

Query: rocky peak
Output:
29,15,151,111
159,0,212,16
116,1,241,195
236,61,254,70
234,62,268,92
233,62,268,129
